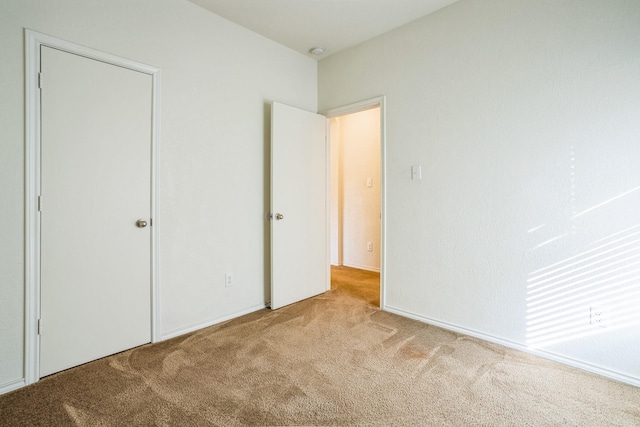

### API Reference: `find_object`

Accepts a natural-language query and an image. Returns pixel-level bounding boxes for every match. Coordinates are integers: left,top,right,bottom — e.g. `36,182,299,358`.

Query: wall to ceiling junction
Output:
0,0,316,392
319,0,640,385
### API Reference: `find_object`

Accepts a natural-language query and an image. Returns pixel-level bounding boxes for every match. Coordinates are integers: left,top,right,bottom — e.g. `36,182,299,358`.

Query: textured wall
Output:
319,0,640,384
0,0,316,390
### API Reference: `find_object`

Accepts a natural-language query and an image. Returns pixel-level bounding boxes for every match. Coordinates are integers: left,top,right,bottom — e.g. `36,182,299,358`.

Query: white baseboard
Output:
342,263,380,273
384,305,640,388
160,303,267,341
0,378,26,396
1,305,267,396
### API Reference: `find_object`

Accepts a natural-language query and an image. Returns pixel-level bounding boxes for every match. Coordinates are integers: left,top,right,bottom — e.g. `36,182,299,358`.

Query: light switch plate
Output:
411,165,422,180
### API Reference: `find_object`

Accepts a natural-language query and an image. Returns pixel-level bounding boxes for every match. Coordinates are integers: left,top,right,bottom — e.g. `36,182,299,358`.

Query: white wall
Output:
319,0,640,385
0,0,316,391
330,109,381,271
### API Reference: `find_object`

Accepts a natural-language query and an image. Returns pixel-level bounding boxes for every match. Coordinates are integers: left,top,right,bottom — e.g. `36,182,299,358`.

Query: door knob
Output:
136,219,148,228
275,213,284,220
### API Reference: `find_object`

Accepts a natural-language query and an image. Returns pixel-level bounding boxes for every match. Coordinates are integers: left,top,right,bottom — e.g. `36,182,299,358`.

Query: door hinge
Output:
37,318,41,335
38,72,43,89
37,195,42,212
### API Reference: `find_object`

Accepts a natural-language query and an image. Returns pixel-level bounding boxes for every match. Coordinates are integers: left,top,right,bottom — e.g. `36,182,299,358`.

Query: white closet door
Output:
40,46,152,376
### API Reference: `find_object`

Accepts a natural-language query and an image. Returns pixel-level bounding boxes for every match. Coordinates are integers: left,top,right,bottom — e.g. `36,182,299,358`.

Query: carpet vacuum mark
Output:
1,272,639,426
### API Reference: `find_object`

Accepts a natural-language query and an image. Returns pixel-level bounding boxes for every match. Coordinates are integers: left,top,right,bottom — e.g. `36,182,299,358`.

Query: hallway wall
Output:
330,109,381,271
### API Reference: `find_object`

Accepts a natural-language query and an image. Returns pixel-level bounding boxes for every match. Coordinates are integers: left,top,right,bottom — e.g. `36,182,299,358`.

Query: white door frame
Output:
323,96,387,309
24,29,161,384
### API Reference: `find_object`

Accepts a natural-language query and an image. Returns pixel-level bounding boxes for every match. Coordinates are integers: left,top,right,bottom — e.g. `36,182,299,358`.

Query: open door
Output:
270,102,328,309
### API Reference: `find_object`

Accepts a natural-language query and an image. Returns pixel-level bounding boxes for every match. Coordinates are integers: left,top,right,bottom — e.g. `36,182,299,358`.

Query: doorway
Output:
326,99,385,308
269,98,385,310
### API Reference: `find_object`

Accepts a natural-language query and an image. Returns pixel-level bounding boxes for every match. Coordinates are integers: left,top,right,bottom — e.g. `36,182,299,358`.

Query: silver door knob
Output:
275,213,284,220
136,219,148,228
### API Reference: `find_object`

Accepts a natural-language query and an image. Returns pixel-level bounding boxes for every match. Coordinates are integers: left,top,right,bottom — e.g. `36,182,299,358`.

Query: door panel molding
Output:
24,29,161,384
323,97,387,309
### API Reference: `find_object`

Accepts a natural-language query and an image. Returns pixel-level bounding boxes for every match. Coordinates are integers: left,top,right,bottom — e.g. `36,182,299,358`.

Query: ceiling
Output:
188,0,460,59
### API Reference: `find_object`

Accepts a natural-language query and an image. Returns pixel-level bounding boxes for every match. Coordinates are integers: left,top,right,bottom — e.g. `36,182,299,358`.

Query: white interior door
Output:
270,102,328,309
39,46,152,376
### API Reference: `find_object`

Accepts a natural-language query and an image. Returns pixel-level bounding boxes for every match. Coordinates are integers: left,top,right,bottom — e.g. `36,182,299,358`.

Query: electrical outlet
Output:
225,273,233,287
367,242,373,252
590,306,607,327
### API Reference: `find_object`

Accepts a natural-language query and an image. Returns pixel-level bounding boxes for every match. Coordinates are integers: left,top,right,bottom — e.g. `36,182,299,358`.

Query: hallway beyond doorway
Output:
331,265,380,307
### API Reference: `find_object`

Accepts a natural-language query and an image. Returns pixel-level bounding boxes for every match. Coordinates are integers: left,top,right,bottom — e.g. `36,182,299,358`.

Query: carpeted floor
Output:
1,266,638,426
330,265,380,307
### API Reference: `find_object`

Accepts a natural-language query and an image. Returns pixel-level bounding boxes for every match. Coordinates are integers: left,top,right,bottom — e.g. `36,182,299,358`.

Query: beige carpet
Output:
331,265,380,307
1,266,638,426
